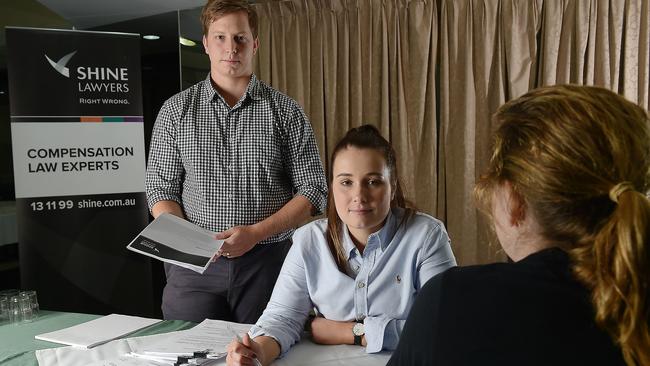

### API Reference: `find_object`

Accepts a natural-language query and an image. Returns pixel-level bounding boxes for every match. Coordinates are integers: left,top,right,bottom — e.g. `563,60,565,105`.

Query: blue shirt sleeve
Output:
248,227,314,356
417,221,457,288
363,316,404,352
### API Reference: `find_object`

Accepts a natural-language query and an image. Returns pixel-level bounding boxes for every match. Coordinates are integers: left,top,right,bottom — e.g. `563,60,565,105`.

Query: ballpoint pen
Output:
171,350,226,366
227,324,263,366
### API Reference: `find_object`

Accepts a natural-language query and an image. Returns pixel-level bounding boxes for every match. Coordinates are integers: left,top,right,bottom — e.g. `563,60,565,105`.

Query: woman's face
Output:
332,146,393,245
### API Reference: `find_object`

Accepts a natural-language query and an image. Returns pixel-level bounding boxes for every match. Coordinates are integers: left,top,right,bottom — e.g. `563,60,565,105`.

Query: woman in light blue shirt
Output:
226,125,457,366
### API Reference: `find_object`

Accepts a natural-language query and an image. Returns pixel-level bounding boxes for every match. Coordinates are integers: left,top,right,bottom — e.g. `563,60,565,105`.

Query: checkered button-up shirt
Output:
146,74,327,244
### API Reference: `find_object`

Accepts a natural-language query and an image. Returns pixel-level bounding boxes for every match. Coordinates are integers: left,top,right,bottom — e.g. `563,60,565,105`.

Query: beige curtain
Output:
254,0,441,225
538,0,649,107
252,0,650,265
438,0,542,264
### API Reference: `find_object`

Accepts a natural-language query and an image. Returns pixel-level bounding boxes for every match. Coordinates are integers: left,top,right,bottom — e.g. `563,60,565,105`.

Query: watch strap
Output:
354,334,362,346
353,320,364,346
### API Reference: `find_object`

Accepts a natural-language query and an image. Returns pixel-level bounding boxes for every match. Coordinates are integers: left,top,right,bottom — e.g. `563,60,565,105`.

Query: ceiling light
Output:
179,37,197,47
143,35,160,40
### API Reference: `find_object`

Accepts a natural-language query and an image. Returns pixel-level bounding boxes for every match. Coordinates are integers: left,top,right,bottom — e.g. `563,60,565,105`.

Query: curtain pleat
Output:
252,0,650,265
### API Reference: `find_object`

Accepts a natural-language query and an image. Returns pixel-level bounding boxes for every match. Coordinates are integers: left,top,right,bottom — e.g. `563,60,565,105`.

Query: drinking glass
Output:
8,295,22,323
18,292,34,322
20,290,39,318
0,296,8,324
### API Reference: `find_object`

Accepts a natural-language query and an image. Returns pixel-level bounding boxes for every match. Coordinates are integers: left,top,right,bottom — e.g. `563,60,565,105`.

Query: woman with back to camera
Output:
388,85,650,366
225,125,457,365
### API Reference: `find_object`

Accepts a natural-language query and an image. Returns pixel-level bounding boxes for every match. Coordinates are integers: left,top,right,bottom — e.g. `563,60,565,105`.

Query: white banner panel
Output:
11,122,145,198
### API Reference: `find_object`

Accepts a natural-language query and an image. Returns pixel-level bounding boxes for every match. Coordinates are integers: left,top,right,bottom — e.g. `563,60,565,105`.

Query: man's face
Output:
202,11,258,81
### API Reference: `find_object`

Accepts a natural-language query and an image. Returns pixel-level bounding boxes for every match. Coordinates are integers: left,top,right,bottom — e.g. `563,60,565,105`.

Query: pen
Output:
171,350,226,366
227,325,263,366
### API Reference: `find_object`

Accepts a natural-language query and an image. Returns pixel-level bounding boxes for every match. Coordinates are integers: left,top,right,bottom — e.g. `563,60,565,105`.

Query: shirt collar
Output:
377,208,398,252
202,73,264,104
341,208,400,260
341,226,357,261
246,74,264,101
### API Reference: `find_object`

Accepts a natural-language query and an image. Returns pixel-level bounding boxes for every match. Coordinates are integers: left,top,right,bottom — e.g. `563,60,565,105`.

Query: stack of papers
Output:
127,213,224,273
129,319,253,364
35,314,162,348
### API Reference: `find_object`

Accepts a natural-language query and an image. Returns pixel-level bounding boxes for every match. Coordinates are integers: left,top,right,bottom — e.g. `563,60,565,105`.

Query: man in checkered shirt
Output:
145,0,327,324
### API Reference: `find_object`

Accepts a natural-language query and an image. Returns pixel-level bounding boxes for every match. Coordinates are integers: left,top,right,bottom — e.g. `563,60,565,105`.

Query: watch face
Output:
353,322,365,336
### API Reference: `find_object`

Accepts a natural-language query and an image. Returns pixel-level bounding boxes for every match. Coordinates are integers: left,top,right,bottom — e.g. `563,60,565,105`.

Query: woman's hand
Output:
226,333,262,366
310,317,366,346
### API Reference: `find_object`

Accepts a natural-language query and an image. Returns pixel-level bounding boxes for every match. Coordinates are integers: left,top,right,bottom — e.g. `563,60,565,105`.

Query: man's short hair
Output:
201,0,259,39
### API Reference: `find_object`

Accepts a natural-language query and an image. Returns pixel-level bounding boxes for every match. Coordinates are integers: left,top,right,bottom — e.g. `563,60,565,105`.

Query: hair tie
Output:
609,182,634,203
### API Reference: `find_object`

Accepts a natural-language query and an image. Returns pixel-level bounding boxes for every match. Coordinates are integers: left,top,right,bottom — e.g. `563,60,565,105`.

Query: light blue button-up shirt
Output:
249,208,457,355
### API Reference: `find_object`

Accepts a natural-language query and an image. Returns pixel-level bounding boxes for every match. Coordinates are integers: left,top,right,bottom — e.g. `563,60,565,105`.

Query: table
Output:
0,311,391,366
0,310,194,366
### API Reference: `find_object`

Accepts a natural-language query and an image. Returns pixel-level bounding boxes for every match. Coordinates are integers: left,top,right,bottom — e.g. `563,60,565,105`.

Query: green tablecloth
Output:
0,310,194,366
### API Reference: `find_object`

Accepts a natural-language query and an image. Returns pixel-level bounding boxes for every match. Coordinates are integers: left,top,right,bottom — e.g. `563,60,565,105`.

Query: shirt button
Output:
357,282,365,288
354,265,360,272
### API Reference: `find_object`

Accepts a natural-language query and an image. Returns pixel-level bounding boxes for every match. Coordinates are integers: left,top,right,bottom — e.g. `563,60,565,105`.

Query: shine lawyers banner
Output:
6,27,155,316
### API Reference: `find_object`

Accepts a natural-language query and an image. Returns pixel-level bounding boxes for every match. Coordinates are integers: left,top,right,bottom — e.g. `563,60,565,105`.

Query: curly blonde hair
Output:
475,85,650,365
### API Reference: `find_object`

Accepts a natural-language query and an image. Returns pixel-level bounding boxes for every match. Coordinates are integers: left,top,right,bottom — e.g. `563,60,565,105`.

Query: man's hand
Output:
310,317,366,346
215,225,264,259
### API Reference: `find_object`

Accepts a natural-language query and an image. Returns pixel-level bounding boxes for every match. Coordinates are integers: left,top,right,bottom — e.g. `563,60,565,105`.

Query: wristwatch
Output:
352,321,365,346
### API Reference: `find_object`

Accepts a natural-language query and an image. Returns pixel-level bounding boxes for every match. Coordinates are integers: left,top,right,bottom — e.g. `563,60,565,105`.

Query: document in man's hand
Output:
127,213,224,274
34,314,161,348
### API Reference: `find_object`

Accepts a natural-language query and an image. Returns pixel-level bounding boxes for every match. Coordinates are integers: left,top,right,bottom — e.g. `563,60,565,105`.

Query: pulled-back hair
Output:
200,0,258,38
475,85,650,365
326,125,415,273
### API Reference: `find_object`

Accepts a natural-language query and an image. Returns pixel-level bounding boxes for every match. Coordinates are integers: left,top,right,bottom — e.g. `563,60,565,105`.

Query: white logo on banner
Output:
44,49,131,99
44,50,77,78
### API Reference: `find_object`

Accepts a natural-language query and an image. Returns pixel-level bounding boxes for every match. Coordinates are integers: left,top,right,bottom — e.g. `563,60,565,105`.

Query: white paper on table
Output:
126,213,223,274
36,331,179,366
135,319,252,358
34,314,162,348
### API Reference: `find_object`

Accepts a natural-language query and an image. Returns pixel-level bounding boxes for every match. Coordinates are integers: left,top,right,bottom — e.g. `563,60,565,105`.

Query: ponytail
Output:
572,188,650,365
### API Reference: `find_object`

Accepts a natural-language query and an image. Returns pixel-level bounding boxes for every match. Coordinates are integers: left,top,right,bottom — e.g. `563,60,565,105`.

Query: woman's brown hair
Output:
475,85,650,365
326,125,415,273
